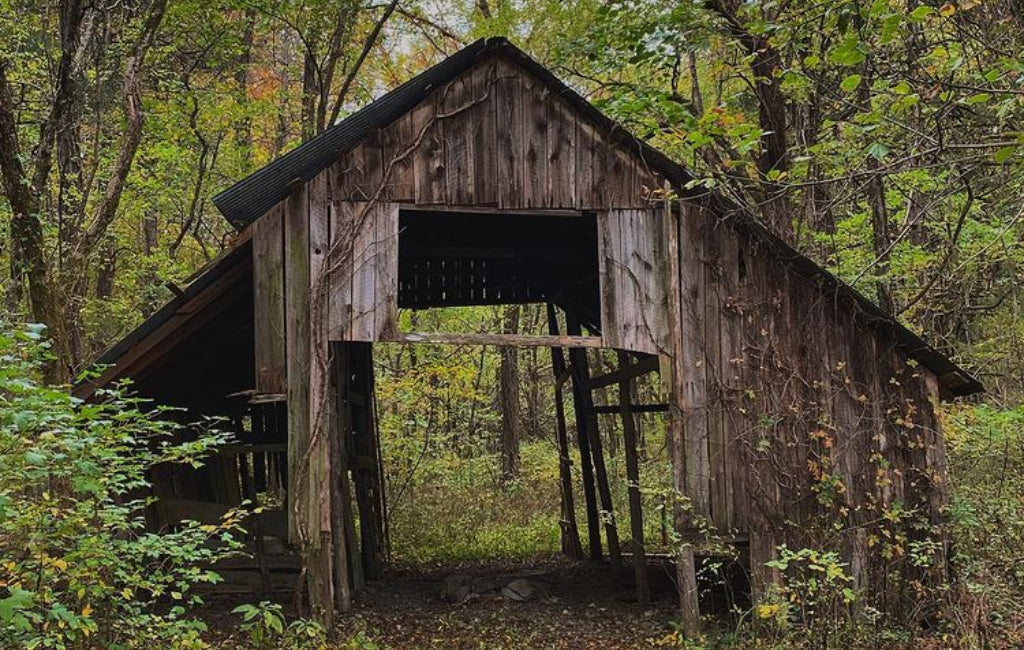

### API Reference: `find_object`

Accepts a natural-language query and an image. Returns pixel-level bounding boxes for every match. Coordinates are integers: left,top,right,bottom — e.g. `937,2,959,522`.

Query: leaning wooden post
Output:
617,350,650,604
562,311,603,561
665,193,706,634
546,303,584,560
566,310,624,580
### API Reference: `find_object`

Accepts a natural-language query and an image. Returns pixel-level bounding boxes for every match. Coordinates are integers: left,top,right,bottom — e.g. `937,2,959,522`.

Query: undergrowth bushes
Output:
0,323,242,649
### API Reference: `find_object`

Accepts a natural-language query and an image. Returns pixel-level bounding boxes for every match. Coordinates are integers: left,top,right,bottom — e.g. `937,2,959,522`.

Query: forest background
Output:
2,0,1024,648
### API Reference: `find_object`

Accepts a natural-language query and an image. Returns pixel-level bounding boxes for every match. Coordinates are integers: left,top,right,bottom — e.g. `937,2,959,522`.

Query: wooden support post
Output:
559,311,602,561
329,344,352,612
546,304,584,560
238,446,272,594
665,196,705,635
567,310,623,580
617,350,650,604
350,343,385,580
309,173,335,626
332,343,365,592
286,179,333,626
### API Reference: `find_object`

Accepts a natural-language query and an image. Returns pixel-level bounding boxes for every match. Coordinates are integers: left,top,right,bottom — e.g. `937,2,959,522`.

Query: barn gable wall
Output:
329,56,665,209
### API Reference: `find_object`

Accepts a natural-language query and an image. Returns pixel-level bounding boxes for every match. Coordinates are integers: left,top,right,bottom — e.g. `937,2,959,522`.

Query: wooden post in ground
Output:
285,177,334,625
617,350,650,604
665,195,705,634
331,344,365,592
328,343,352,612
558,308,602,561
566,310,624,580
350,342,385,580
546,303,584,560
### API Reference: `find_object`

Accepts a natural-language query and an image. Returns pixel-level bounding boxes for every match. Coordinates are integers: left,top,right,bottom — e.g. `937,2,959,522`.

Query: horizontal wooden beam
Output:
384,331,605,349
592,403,668,414
586,355,660,390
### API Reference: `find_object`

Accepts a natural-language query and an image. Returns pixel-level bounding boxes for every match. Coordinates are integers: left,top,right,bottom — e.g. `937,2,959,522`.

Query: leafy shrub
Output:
0,323,242,649
231,602,327,649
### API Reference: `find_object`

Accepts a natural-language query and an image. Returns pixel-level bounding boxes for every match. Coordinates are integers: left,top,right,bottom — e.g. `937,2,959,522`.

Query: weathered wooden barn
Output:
76,38,982,629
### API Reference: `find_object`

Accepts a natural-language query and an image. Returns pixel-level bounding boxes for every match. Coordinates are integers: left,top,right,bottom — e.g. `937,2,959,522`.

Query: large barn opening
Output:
331,207,744,613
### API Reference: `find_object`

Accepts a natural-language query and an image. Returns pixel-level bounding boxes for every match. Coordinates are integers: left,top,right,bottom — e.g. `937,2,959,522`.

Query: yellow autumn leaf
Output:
756,603,781,619
82,603,93,618
122,587,133,599
52,558,68,571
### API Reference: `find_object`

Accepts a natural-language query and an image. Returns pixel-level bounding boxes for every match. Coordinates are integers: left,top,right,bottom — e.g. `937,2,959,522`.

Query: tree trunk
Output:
499,304,521,481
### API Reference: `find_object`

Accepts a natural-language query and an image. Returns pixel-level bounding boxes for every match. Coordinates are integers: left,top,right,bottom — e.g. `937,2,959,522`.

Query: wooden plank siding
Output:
671,198,950,614
253,202,286,395
326,55,663,211
598,208,670,356
327,202,400,343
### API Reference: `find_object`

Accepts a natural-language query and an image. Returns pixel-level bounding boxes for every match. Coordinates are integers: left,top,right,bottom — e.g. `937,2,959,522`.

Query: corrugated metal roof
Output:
206,37,981,396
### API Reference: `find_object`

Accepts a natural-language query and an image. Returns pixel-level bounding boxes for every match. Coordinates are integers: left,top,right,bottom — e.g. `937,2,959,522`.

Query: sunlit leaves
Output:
840,74,863,92
829,35,866,66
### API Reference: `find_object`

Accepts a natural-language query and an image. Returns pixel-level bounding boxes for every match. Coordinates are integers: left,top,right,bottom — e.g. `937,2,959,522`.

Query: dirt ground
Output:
204,556,690,649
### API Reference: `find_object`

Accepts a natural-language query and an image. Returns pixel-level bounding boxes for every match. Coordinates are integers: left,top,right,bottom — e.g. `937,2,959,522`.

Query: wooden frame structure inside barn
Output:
75,38,982,631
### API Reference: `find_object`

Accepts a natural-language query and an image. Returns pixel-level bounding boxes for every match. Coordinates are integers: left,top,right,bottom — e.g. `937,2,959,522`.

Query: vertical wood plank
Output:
575,120,596,209
597,210,621,349
253,201,286,395
703,223,727,529
328,201,356,340
307,170,335,619
599,208,670,356
412,90,446,205
619,209,640,351
444,75,474,205
472,60,499,205
665,195,701,635
374,203,400,338
521,72,549,209
719,228,742,532
284,183,310,545
380,114,416,202
678,200,711,519
547,97,576,208
496,61,524,209
350,203,378,341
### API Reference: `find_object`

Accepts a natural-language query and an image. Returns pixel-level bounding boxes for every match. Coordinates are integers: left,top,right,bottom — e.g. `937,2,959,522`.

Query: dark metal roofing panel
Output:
213,39,493,227
203,37,982,397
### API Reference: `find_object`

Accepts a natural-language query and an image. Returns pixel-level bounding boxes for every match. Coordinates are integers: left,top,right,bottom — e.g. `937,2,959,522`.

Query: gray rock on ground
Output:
501,578,546,602
441,573,473,604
